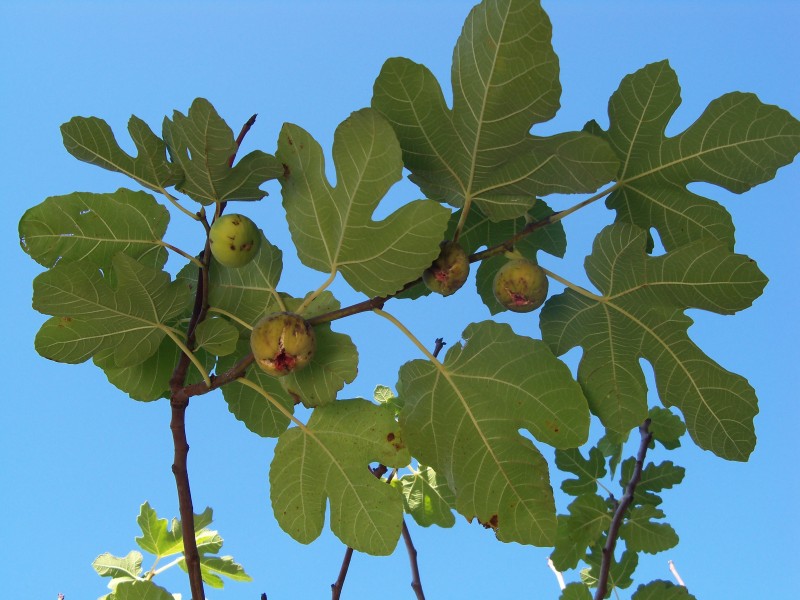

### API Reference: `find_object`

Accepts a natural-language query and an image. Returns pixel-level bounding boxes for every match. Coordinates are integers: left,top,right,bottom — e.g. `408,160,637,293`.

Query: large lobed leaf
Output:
19,189,169,271
270,399,410,555
541,223,767,460
33,253,192,367
61,115,181,192
372,0,618,222
276,108,451,297
591,60,800,250
162,98,283,205
397,320,589,546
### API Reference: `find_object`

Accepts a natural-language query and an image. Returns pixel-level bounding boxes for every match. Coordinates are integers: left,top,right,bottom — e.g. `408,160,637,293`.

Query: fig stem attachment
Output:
156,240,203,268
207,306,254,330
539,267,604,303
297,270,337,315
157,186,201,221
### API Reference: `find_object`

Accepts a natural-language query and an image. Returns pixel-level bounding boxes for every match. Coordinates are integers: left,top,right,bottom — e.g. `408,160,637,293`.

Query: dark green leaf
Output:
560,583,593,600
550,494,611,570
555,447,607,496
648,407,686,450
619,505,679,554
632,580,697,600
19,189,169,270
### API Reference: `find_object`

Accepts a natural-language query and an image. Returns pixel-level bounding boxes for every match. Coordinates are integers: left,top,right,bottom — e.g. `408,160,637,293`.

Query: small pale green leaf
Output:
398,321,590,546
61,115,180,191
181,555,252,589
632,580,698,600
92,551,143,579
19,189,169,270
33,254,192,367
194,317,238,356
394,465,456,528
372,0,618,221
270,399,410,555
596,60,800,250
108,580,174,600
541,223,767,460
277,108,451,297
135,503,215,558
374,384,403,416
162,98,283,205
555,447,607,496
218,339,295,438
620,505,679,554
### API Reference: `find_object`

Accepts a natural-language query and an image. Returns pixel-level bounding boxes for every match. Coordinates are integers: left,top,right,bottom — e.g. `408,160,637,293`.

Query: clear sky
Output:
2,1,798,599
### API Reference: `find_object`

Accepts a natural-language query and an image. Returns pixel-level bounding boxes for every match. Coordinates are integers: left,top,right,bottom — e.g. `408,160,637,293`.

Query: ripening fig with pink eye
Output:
250,312,316,377
422,241,470,296
209,213,261,268
492,258,549,313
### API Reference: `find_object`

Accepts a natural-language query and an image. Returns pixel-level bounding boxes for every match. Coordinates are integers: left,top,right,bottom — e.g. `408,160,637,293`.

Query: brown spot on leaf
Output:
387,432,395,442
478,514,499,530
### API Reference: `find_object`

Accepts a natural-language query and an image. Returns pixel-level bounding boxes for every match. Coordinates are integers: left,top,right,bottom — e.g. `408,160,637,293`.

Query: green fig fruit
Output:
209,213,261,268
250,312,316,377
422,241,470,296
492,259,548,313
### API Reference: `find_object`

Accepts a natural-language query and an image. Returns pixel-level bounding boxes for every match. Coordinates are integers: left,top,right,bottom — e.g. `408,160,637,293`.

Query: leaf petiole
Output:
161,327,212,387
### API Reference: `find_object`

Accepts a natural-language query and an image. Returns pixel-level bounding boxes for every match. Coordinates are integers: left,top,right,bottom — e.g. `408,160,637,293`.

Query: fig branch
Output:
594,419,653,600
165,114,258,600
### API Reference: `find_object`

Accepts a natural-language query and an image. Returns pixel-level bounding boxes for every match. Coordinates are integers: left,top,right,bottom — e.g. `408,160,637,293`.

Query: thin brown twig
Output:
402,521,426,600
594,419,653,600
166,114,258,600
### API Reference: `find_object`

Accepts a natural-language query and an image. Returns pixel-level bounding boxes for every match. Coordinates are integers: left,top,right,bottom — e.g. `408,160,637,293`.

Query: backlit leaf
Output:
92,551,143,579
397,320,589,545
19,189,169,270
394,465,456,528
162,98,283,205
270,399,410,555
33,254,191,367
556,447,607,496
541,223,767,460
107,580,173,600
277,108,451,297
61,115,180,191
194,317,239,356
594,60,800,250
619,505,679,554
632,580,697,600
372,0,618,221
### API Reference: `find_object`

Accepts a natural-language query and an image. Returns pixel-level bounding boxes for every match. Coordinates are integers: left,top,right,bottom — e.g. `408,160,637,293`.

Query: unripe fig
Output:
209,213,261,268
250,312,316,377
422,241,470,296
492,258,549,313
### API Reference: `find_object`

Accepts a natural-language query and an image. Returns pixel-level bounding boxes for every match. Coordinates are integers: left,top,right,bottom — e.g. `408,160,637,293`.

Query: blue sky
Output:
2,1,798,599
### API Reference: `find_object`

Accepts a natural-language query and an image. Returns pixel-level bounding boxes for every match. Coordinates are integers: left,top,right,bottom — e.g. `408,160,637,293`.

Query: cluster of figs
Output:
208,214,548,378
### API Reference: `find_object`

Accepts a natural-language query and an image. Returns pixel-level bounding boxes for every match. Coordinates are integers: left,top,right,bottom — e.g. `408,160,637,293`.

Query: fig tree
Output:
492,258,549,313
250,312,316,377
422,241,470,296
209,213,261,268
